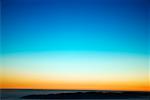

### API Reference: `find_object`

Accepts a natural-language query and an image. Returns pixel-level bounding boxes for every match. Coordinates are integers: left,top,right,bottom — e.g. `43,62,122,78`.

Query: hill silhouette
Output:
22,91,150,99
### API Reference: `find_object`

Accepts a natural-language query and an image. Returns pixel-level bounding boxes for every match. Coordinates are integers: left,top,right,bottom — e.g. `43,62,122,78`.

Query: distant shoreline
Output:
1,88,149,92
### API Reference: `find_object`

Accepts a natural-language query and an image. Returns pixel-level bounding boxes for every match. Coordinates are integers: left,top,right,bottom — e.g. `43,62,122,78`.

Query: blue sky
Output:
1,0,149,90
2,0,148,55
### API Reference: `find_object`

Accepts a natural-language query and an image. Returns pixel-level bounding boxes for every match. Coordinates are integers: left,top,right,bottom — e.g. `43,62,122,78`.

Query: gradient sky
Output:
1,0,150,91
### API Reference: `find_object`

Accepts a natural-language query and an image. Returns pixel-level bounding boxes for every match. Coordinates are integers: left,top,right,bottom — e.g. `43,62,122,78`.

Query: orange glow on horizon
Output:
1,70,150,91
1,77,150,91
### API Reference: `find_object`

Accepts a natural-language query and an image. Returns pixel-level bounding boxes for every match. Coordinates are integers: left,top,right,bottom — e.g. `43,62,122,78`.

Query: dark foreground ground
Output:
22,91,150,99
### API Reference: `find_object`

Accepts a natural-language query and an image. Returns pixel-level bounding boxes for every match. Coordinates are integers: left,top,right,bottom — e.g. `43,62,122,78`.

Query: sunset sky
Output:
1,0,150,91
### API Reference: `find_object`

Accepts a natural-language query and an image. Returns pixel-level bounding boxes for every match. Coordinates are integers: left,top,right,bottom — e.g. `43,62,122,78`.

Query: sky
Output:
1,0,150,91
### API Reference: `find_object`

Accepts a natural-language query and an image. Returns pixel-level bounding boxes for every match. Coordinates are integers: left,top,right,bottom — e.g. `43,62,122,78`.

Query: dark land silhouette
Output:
22,91,150,99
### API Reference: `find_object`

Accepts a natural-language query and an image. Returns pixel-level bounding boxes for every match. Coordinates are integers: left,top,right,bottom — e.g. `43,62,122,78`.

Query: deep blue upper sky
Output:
2,0,149,55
